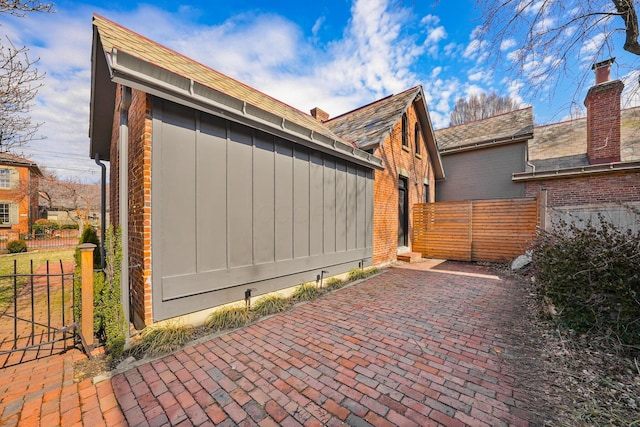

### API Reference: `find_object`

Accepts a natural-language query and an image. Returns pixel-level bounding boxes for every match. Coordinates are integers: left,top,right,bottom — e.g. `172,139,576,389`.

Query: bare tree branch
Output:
450,92,521,125
0,0,53,150
0,0,53,16
613,0,640,54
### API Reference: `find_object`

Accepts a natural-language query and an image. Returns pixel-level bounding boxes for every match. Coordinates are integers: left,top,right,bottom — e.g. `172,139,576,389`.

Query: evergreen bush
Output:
6,239,27,253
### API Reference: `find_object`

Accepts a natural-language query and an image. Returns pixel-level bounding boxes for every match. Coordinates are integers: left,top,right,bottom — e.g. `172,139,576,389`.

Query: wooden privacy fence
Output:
413,198,540,262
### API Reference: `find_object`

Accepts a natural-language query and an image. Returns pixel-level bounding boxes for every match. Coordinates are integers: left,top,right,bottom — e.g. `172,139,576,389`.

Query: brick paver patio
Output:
1,261,538,426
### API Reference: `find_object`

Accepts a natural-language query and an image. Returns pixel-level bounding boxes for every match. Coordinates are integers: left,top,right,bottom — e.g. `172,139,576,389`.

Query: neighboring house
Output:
89,15,383,328
514,59,640,227
323,87,445,264
38,180,104,227
433,107,534,201
0,153,42,238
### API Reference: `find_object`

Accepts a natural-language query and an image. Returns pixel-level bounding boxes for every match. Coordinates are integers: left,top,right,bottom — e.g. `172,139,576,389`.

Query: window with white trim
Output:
0,203,9,224
0,169,10,189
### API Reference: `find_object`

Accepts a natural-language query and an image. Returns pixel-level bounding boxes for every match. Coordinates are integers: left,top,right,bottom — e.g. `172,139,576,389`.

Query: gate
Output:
413,198,540,262
0,260,91,368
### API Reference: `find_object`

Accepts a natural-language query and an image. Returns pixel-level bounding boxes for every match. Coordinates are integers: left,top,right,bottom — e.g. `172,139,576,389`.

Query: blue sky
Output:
3,0,639,181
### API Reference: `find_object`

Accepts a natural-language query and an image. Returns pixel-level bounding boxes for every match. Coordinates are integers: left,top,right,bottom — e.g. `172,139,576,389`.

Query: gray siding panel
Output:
346,165,357,250
293,147,310,259
335,161,347,252
151,99,374,321
158,101,196,277
228,122,254,268
196,113,227,272
309,152,324,256
274,139,294,261
323,158,336,254
253,131,275,265
436,143,526,202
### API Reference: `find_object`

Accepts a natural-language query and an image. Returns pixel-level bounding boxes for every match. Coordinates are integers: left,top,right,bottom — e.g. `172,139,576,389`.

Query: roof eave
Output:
89,27,116,161
100,47,383,170
413,90,445,180
512,161,640,181
440,133,533,155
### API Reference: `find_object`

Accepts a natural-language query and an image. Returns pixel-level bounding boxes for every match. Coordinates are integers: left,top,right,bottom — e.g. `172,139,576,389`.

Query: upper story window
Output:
401,113,408,148
0,203,9,224
0,169,10,189
414,123,421,155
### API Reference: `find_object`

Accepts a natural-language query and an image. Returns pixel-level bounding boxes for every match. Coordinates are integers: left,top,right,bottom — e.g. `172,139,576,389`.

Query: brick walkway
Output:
1,261,537,426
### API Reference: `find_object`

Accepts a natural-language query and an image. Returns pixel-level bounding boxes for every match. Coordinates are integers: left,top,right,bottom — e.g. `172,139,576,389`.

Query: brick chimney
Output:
584,58,624,164
310,107,329,122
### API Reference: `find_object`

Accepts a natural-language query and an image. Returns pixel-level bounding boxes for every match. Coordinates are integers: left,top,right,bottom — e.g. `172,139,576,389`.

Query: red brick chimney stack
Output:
310,107,329,122
584,58,624,164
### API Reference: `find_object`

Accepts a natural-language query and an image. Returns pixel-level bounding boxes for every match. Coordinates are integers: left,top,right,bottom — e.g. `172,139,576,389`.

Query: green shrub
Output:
6,239,27,253
291,282,320,301
61,223,79,230
253,295,289,316
348,267,379,282
530,214,640,349
74,226,126,359
96,226,126,359
76,226,101,268
129,321,195,358
325,277,344,290
206,305,254,331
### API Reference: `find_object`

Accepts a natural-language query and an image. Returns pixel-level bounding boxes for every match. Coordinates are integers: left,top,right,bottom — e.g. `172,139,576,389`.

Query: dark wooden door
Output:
398,177,408,247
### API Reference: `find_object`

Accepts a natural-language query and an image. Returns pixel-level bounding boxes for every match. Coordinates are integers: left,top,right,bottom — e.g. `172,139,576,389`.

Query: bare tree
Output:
0,0,54,151
449,92,522,125
475,0,640,100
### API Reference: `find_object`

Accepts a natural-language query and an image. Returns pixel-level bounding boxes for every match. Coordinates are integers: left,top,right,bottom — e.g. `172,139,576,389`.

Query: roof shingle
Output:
434,107,534,151
93,14,348,146
324,87,422,150
529,106,640,170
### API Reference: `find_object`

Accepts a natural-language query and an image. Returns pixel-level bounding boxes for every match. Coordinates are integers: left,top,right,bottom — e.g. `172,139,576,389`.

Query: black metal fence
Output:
0,259,80,368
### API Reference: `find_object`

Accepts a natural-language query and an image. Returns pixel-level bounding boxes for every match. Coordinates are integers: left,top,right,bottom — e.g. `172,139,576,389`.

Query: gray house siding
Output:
151,98,373,320
436,143,526,202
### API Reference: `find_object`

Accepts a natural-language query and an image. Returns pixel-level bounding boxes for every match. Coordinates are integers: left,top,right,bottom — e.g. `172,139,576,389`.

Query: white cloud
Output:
533,17,555,34
579,33,606,59
468,71,485,81
312,16,325,37
500,38,517,51
621,70,640,109
7,0,471,179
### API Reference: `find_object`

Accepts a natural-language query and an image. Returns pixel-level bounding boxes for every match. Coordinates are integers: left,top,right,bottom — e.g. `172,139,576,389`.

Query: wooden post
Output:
78,243,96,348
538,190,548,231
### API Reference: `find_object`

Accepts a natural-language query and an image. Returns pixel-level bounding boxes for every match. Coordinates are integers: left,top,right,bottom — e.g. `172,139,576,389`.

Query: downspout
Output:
94,153,106,270
119,86,131,347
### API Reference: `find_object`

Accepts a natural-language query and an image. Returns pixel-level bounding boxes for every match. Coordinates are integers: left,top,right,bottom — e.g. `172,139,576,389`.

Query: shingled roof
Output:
325,87,421,150
324,86,444,179
89,15,381,169
434,107,534,153
529,106,640,170
0,152,42,175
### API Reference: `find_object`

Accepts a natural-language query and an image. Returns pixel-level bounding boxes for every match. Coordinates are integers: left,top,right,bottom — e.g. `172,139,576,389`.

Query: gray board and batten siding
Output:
436,142,526,202
151,98,374,321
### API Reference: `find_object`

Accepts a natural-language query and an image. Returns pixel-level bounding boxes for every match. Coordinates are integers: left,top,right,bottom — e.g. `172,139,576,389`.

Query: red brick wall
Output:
372,104,435,265
110,86,153,328
585,80,624,164
524,171,640,207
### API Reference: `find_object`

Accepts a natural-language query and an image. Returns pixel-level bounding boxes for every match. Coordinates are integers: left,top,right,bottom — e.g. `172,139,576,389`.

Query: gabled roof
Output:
0,152,42,176
434,107,534,153
325,86,445,179
325,87,419,150
528,106,640,170
89,15,382,169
